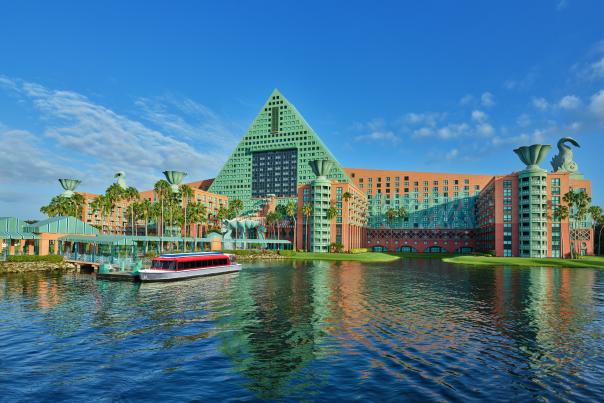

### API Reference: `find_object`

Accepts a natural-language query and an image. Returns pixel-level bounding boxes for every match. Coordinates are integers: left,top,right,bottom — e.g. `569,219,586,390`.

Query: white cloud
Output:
516,113,531,127
477,123,495,137
445,148,459,160
556,0,568,10
558,95,581,110
459,94,474,106
471,110,487,122
590,57,604,78
404,112,444,127
532,97,549,111
0,128,79,183
412,127,433,138
354,130,400,143
0,76,236,191
589,89,604,120
568,121,582,131
437,123,469,139
481,92,495,107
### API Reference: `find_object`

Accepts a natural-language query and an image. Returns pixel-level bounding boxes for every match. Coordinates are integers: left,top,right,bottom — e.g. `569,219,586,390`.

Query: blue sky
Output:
1,0,603,218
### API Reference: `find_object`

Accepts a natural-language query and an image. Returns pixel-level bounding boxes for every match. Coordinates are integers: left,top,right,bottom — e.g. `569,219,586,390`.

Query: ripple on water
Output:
0,261,604,401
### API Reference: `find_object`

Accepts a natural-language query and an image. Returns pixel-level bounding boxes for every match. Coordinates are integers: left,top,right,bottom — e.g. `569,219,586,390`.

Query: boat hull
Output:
138,264,241,282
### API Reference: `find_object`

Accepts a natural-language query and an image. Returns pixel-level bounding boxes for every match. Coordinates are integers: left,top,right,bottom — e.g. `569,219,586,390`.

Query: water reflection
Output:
0,261,603,401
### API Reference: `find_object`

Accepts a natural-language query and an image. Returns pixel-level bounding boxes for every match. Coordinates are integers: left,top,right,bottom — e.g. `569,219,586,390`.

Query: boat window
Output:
152,260,176,270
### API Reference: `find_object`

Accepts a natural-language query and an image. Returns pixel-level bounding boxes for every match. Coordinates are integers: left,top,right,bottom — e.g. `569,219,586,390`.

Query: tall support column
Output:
514,144,551,258
309,160,334,253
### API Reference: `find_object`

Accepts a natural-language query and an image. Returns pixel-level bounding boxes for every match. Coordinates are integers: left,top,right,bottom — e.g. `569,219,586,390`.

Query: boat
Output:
138,252,241,282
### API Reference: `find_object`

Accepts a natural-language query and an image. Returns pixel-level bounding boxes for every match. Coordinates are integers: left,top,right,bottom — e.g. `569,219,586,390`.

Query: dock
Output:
96,271,140,282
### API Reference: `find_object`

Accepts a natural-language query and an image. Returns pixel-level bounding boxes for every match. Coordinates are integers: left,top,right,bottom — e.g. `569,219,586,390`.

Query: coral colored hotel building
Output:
8,90,590,258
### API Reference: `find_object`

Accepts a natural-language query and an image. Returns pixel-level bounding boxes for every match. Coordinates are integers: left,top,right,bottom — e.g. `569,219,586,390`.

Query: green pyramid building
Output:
208,89,350,213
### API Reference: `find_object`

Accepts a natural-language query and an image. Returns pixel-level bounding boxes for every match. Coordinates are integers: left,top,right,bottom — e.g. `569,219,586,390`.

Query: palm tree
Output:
179,184,194,250
105,183,124,234
123,186,139,236
553,205,569,258
154,179,171,252
138,198,152,252
265,211,278,240
385,208,397,228
342,191,352,251
188,202,207,239
302,203,312,252
397,206,408,223
40,193,85,218
563,190,592,259
228,199,244,248
327,206,338,221
588,205,603,255
286,201,297,251
90,195,112,234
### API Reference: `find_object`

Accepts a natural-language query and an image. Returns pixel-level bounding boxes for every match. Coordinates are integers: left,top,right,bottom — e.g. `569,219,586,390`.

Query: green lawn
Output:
279,251,400,262
386,252,458,259
443,255,604,269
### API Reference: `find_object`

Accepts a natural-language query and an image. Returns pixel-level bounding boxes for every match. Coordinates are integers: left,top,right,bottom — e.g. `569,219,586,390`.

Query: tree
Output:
562,190,592,259
179,184,194,251
90,195,112,234
342,191,352,251
123,186,140,236
154,179,171,252
105,183,124,234
274,205,287,240
40,193,84,218
265,211,279,240
188,202,208,241
302,203,312,252
327,206,338,220
553,205,569,259
139,198,153,252
286,201,297,251
397,206,408,223
385,208,397,228
588,205,603,256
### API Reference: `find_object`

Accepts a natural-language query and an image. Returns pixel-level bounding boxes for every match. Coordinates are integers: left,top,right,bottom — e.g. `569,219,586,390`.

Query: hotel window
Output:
464,179,469,184
503,180,512,188
503,189,512,196
552,178,560,186
504,214,512,222
386,177,390,182
552,196,560,205
423,181,428,186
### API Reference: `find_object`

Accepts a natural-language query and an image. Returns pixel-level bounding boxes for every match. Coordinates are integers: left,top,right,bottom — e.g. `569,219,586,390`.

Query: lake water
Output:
1,259,603,402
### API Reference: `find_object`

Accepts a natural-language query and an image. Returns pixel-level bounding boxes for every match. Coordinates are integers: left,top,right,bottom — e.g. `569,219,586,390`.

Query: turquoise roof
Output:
23,216,99,235
0,217,39,239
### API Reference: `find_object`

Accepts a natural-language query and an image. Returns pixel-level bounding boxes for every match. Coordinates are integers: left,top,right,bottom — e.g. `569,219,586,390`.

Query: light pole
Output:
163,170,187,250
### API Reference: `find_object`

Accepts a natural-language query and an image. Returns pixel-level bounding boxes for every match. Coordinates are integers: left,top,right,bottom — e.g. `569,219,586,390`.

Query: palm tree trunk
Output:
599,226,603,256
306,218,309,252
160,199,164,253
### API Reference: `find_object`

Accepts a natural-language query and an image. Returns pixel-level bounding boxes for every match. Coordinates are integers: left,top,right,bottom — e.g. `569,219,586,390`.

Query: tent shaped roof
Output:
0,217,39,239
23,216,99,235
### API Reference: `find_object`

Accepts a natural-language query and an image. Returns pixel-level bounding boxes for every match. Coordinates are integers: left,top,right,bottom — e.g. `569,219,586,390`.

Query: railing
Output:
62,252,151,270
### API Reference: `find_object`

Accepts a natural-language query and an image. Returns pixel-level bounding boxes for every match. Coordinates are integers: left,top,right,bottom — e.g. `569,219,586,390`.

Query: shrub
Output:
350,248,368,254
330,243,344,253
7,254,64,263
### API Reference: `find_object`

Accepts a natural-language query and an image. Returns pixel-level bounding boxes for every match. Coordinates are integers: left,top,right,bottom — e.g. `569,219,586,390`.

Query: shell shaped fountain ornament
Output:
309,160,334,179
163,170,187,193
114,171,127,190
513,144,552,172
551,137,580,173
58,178,81,198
